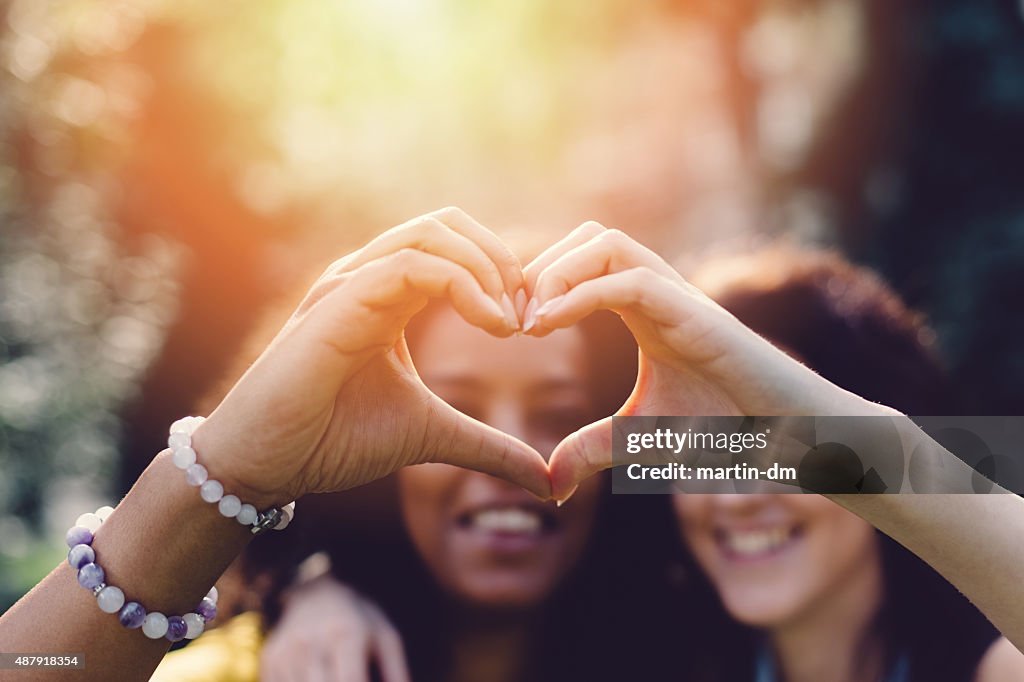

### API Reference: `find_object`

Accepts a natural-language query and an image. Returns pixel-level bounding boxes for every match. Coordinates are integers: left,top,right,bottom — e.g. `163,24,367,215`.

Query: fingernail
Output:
514,288,528,319
521,298,539,332
535,295,565,318
556,484,579,508
500,292,519,330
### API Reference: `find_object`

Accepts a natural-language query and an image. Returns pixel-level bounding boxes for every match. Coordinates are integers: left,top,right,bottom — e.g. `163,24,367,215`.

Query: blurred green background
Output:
2,0,1023,611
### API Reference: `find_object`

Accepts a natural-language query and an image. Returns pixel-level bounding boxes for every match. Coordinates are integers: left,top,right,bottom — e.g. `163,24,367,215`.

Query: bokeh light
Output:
2,0,1023,611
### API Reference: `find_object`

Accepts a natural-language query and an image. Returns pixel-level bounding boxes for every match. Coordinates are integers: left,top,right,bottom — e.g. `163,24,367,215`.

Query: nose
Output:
484,399,531,450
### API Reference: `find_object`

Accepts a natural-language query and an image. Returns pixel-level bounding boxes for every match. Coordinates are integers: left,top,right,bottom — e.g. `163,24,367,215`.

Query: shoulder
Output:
973,637,1024,682
150,611,265,682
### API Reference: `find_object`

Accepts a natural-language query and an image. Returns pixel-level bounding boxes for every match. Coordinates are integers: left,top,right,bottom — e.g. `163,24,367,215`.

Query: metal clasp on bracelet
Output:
251,508,283,535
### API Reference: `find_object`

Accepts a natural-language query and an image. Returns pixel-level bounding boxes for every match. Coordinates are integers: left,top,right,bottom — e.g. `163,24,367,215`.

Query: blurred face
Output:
398,306,603,609
673,493,880,628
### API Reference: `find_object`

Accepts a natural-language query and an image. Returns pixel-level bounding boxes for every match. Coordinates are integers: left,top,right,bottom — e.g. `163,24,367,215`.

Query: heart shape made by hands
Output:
198,212,848,508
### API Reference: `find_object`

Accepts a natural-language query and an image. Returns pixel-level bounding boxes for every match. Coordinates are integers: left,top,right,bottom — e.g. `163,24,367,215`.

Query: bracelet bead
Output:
183,612,205,639
172,446,197,470
168,432,191,450
166,616,188,643
77,562,105,590
75,513,103,533
185,463,208,486
97,585,126,614
196,597,217,622
276,502,295,531
236,504,258,526
118,602,147,629
169,417,193,435
218,494,242,518
65,526,93,548
169,416,203,436
200,479,223,504
142,612,169,639
68,543,95,569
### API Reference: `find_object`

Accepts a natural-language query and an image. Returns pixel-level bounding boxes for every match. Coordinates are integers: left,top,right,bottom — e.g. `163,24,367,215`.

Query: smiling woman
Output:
240,300,654,682
145,304,653,682
397,303,605,610
668,246,1020,682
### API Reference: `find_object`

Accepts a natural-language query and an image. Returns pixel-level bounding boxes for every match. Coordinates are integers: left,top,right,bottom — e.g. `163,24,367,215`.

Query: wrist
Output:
189,418,295,511
90,452,252,617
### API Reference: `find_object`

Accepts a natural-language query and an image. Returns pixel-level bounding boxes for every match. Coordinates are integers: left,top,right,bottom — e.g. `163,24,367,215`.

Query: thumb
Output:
423,397,552,499
548,416,616,502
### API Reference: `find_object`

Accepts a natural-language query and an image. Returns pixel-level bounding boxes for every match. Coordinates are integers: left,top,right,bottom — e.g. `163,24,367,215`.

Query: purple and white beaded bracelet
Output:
66,508,218,641
168,416,295,534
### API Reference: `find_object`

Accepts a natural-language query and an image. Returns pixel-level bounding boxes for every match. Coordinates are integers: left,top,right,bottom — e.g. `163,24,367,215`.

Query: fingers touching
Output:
287,215,685,501
522,224,684,334
532,267,688,331
304,213,679,350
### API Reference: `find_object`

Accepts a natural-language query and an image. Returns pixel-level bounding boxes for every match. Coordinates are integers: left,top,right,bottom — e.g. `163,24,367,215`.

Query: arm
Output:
974,637,1024,681
814,404,1024,650
526,222,1024,651
0,451,256,681
0,208,546,681
833,489,1024,651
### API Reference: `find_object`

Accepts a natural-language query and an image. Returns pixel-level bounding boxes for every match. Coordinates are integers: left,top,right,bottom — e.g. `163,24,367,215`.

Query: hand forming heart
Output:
191,208,877,509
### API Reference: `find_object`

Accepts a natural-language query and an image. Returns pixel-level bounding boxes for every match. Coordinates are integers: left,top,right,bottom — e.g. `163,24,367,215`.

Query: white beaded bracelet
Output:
168,416,295,534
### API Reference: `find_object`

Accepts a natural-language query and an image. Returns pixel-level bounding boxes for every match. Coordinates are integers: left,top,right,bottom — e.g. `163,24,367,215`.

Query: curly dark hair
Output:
665,245,998,682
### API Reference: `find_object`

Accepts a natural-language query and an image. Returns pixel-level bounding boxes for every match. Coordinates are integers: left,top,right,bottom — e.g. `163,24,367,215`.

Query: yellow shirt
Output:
150,612,264,682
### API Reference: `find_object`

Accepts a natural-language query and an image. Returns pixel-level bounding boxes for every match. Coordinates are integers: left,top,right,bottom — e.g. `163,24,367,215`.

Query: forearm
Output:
833,492,1024,650
0,450,255,681
828,417,1024,651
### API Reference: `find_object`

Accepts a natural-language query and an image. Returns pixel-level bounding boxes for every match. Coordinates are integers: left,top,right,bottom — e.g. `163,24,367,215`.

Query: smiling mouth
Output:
456,505,557,537
714,525,802,561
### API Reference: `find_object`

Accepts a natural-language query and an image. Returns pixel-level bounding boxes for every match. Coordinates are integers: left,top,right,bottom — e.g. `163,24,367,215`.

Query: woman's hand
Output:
522,222,880,500
261,576,409,682
194,207,550,507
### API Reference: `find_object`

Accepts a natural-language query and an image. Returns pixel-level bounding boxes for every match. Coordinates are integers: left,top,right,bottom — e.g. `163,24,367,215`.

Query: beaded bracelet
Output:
66,507,218,641
168,416,295,534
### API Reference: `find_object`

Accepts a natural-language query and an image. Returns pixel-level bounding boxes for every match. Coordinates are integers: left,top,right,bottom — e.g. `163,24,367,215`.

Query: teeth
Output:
471,508,542,534
722,527,792,556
